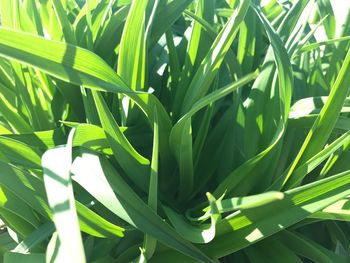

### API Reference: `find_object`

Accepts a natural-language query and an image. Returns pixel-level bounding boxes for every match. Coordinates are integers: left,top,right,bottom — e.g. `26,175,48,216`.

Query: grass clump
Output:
0,0,350,262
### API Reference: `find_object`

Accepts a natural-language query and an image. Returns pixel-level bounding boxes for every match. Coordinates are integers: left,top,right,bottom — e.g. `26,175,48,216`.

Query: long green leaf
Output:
117,0,147,91
42,128,86,263
142,108,159,259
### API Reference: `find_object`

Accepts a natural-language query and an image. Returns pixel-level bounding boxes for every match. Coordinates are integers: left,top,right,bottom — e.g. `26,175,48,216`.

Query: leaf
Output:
42,128,86,263
142,108,159,259
117,0,148,91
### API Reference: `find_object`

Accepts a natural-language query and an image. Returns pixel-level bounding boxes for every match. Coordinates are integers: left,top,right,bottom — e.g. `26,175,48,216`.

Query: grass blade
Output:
42,128,86,263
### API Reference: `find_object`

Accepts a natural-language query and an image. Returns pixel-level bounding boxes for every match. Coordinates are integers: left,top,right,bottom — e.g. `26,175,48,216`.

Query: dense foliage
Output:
0,0,350,262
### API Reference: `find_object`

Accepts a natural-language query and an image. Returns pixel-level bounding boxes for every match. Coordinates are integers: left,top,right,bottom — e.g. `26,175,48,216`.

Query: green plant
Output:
0,0,350,262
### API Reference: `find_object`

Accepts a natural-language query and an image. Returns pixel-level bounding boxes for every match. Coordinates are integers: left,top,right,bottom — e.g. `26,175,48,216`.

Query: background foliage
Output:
0,0,350,262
